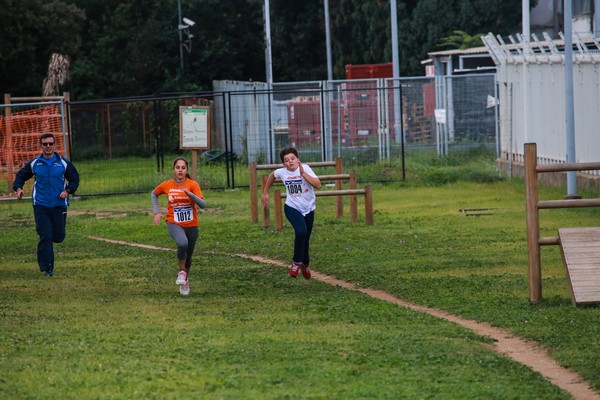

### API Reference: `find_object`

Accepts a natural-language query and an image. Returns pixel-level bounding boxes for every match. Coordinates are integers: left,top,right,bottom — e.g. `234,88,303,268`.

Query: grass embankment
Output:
1,151,598,399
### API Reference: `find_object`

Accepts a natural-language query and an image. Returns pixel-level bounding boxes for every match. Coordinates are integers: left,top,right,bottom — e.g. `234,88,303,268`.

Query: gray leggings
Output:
167,223,199,269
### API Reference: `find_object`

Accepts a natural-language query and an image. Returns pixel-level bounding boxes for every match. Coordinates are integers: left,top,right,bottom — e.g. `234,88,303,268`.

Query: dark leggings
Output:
284,205,314,265
167,223,199,269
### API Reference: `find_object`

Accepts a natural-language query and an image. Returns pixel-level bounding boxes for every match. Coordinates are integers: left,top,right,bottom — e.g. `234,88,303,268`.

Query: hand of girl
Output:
153,213,162,225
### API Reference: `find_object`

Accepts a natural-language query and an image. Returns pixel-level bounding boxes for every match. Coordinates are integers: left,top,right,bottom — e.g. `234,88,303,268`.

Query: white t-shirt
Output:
274,164,317,216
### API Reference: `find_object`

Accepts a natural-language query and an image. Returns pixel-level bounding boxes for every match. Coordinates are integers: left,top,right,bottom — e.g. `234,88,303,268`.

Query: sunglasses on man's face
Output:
41,142,55,147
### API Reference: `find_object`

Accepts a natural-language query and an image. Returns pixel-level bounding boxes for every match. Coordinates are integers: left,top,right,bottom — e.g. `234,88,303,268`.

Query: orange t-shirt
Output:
153,178,204,227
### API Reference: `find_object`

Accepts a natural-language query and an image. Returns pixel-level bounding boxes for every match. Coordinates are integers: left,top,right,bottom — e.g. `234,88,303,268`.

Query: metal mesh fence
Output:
65,95,236,196
1,73,498,197
448,74,497,145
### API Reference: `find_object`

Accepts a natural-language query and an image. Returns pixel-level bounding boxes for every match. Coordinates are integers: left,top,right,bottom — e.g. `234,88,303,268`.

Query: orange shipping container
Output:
345,63,393,80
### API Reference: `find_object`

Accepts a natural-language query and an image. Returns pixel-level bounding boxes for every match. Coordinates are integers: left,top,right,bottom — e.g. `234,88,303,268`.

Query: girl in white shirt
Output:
262,147,321,278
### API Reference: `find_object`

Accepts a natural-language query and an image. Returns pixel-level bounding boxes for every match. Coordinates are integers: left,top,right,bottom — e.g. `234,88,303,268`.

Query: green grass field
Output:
1,162,599,398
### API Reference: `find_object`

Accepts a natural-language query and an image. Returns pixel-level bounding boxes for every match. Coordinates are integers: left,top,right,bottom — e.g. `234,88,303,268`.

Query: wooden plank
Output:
558,227,600,305
537,161,600,173
275,174,350,182
539,198,600,209
279,189,366,198
256,161,336,170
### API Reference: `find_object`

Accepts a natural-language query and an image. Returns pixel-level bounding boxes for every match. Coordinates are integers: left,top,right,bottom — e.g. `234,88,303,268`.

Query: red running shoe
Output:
289,262,301,278
300,263,311,279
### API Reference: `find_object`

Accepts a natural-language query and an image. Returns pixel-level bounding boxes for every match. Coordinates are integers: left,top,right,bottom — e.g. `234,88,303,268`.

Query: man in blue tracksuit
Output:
13,133,80,277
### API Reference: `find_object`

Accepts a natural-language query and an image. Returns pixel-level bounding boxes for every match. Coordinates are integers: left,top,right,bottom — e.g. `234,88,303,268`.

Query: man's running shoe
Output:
180,280,190,296
176,270,187,285
289,262,301,278
300,263,311,279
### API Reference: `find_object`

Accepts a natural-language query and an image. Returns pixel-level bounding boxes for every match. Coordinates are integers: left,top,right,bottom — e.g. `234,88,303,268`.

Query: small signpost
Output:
179,106,210,179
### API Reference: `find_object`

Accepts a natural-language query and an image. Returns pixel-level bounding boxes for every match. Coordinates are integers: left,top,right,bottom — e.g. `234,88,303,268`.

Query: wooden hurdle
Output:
262,171,358,229
249,158,344,225
524,142,600,305
273,185,373,231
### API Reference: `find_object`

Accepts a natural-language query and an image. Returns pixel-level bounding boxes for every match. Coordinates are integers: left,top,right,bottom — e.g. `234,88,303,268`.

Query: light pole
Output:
263,0,273,86
564,0,576,197
324,0,333,81
390,0,402,149
177,0,195,71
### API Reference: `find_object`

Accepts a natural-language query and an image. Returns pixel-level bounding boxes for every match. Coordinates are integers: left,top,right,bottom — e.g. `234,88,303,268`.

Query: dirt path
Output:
87,236,599,400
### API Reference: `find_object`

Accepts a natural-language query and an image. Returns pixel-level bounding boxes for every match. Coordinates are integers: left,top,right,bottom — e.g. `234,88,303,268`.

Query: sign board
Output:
434,109,447,124
179,106,210,150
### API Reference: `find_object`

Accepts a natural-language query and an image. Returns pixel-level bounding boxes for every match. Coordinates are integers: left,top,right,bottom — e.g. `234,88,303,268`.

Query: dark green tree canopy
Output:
0,0,85,96
0,0,528,99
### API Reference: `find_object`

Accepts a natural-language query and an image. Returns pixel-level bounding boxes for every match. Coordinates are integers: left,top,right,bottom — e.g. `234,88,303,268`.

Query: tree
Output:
42,53,72,96
68,0,178,99
437,30,486,50
402,0,524,75
67,0,266,98
1,0,535,98
269,0,326,81
184,0,265,86
329,0,400,78
0,0,85,96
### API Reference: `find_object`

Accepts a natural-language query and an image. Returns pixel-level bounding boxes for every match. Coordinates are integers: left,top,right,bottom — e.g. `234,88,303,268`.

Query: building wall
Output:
490,37,600,168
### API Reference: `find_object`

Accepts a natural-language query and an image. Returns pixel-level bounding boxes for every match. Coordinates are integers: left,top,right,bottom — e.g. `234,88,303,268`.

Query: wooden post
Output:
261,174,270,229
249,162,258,223
349,170,357,222
4,94,14,193
274,189,284,231
524,143,542,303
191,150,198,180
335,157,343,218
64,92,73,160
364,185,373,225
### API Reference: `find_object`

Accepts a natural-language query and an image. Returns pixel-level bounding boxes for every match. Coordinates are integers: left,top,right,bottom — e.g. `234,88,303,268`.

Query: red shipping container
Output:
328,99,344,142
287,100,321,146
345,63,393,80
423,82,435,117
344,80,378,144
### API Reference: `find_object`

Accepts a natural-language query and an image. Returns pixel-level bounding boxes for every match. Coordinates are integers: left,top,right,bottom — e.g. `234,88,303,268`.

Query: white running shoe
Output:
180,280,190,296
176,270,187,285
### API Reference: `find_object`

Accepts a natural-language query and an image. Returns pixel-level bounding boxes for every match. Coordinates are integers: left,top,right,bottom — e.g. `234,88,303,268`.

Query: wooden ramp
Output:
558,228,600,305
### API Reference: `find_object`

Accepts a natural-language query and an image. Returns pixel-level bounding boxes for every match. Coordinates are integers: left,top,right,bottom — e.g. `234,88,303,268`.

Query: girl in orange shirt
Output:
152,158,205,296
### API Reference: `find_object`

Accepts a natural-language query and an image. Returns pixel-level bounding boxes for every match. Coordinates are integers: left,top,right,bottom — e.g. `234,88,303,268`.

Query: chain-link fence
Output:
1,73,497,197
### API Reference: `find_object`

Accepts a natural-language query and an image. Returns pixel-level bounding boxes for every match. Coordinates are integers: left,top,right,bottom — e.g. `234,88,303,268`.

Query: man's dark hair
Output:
40,133,55,144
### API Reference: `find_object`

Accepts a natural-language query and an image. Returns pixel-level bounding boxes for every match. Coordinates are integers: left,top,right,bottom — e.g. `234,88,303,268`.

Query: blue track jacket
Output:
13,153,80,207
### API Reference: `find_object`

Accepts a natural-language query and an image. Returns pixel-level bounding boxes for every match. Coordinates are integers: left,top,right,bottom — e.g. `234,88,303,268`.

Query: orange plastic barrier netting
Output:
1,105,66,196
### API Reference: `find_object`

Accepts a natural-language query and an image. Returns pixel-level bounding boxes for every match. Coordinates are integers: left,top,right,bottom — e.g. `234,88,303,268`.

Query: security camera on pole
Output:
177,0,195,71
